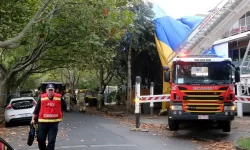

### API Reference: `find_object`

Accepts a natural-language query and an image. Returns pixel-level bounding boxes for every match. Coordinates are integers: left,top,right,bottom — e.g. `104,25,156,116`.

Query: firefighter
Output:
77,89,86,112
97,91,103,110
31,84,66,150
70,90,76,106
64,89,71,112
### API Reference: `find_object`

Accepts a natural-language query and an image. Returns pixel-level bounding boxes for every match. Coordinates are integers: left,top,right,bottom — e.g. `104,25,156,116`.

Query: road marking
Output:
89,144,138,147
56,145,88,149
30,144,137,149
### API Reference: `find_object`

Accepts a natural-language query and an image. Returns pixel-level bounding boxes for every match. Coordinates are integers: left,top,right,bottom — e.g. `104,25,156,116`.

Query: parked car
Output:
4,97,37,127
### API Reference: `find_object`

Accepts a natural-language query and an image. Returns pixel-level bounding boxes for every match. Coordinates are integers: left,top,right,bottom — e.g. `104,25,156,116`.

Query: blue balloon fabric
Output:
154,16,204,51
152,3,220,56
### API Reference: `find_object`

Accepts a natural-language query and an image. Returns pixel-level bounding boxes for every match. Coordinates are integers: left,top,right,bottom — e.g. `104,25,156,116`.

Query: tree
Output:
108,1,156,110
65,0,135,108
127,1,154,111
62,68,81,92
0,0,54,49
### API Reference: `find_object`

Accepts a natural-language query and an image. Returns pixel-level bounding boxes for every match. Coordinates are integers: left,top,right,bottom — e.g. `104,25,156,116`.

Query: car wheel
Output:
5,122,11,127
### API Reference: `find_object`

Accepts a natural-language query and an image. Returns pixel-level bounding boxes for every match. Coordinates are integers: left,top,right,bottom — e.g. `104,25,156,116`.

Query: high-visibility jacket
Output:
77,93,85,101
38,93,62,123
64,93,70,101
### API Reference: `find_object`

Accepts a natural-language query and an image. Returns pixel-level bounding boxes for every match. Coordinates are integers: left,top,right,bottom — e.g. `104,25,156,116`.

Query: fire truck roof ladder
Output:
167,0,250,64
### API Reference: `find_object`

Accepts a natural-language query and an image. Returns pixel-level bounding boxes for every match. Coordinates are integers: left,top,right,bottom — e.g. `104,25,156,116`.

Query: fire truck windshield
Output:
173,61,232,85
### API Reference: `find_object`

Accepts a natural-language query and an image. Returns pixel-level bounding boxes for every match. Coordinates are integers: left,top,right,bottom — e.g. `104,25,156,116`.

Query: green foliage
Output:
20,74,42,90
107,91,120,103
78,70,99,90
236,137,250,149
0,0,40,41
115,1,156,84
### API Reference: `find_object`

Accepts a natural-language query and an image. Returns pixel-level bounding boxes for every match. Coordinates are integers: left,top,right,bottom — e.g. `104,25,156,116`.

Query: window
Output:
229,49,233,59
246,11,250,17
232,49,239,61
173,62,232,85
11,99,34,110
232,21,239,29
240,47,247,60
240,15,246,26
246,12,250,25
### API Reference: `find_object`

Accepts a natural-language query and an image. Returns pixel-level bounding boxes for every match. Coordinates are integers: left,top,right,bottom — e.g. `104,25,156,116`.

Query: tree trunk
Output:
127,42,132,113
98,64,104,109
0,81,9,121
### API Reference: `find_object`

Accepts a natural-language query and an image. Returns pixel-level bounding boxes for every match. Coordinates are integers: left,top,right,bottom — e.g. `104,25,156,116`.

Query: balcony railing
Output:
222,25,250,38
222,16,250,38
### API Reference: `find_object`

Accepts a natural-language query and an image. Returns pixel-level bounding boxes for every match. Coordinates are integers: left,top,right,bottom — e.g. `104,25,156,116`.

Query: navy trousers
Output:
37,123,59,150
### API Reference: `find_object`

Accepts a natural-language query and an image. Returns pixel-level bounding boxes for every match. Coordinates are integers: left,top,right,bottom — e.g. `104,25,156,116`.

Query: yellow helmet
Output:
66,89,69,93
80,89,84,92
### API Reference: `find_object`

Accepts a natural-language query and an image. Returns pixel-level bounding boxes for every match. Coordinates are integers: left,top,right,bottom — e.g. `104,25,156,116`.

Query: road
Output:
4,111,199,150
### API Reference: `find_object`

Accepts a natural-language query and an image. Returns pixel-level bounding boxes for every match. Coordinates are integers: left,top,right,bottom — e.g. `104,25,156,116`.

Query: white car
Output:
4,97,37,127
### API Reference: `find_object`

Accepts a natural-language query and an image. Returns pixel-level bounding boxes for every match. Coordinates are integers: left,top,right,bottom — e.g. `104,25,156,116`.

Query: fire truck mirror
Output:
164,71,170,82
235,69,240,83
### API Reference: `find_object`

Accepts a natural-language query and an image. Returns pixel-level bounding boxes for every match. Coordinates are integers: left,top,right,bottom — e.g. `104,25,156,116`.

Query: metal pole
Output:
150,82,154,115
135,76,141,129
236,83,243,117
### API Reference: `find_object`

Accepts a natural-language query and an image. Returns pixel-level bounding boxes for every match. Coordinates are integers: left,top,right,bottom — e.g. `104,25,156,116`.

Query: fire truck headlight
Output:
170,105,183,110
224,106,235,111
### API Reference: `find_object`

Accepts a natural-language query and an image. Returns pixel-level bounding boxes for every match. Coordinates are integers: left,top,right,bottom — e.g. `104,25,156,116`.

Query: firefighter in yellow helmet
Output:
76,89,86,113
64,89,71,112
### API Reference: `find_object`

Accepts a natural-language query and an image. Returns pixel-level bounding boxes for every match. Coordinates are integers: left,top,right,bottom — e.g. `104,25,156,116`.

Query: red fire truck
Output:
164,55,240,132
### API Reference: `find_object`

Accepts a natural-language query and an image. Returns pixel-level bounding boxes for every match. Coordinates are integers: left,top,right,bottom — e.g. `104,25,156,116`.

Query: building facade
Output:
221,12,250,62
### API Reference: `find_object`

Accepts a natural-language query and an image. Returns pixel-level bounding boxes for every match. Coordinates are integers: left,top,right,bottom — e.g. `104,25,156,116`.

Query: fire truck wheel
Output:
221,121,231,132
168,118,180,131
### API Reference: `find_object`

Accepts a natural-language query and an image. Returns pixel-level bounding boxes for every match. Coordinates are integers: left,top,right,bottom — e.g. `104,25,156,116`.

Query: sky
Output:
145,0,220,18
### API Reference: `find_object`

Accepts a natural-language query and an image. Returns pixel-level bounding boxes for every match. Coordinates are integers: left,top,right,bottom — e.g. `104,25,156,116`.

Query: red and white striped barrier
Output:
139,95,170,103
138,95,250,104
235,96,250,103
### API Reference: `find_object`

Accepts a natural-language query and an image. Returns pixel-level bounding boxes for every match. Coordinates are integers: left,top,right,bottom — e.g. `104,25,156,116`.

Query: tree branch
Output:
12,42,46,73
0,0,52,49
64,69,71,81
3,42,46,83
13,64,35,86
0,64,7,77
103,64,115,82
30,66,63,73
34,4,57,23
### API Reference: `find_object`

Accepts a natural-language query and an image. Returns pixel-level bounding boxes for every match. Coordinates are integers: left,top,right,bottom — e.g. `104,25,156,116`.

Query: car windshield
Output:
173,61,232,85
11,99,34,110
